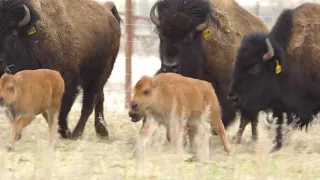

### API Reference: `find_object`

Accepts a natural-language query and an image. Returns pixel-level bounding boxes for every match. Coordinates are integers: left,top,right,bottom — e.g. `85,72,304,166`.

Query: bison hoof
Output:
59,129,72,139
5,145,12,152
270,144,282,153
94,123,109,138
231,136,241,144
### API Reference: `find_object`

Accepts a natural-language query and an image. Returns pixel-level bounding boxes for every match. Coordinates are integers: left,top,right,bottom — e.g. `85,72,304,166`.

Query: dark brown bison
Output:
228,3,320,151
147,0,276,145
0,0,121,139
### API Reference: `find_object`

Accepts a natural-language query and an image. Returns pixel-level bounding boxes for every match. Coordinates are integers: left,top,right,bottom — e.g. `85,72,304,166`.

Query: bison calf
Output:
129,73,231,162
0,69,65,152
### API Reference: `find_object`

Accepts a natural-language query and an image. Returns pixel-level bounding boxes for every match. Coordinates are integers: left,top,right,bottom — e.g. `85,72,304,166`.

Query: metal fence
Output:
107,0,320,107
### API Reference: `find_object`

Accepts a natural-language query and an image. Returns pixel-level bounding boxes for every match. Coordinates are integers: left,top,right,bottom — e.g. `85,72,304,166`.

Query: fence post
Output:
125,0,133,108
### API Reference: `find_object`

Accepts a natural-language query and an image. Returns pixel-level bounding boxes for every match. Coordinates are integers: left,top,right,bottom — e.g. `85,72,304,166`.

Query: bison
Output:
129,73,231,162
227,3,320,151
0,0,121,139
0,69,65,152
147,0,281,146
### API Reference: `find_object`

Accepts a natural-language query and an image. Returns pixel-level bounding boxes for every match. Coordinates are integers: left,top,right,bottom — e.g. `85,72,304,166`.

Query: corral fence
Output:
105,0,320,108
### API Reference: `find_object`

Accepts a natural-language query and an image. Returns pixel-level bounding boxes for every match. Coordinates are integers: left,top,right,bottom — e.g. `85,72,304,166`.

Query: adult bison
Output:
148,0,272,145
228,3,320,150
0,0,121,139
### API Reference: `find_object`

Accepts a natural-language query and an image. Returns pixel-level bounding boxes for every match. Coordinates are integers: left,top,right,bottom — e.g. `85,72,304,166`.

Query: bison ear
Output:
13,74,23,86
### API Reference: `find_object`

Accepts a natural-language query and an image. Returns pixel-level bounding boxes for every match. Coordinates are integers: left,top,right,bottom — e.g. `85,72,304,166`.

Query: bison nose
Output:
172,65,179,73
227,91,239,102
130,101,138,109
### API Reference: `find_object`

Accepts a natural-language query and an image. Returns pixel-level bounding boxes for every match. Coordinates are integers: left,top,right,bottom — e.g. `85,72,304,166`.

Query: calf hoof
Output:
94,123,109,138
16,133,22,141
5,145,12,152
59,128,72,139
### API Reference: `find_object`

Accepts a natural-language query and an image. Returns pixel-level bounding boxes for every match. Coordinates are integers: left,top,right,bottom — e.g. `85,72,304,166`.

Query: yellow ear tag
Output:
27,26,37,36
275,60,282,74
202,28,211,39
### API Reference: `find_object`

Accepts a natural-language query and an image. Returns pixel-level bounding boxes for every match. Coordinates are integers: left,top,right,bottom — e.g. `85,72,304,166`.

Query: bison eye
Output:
249,64,262,77
143,89,150,95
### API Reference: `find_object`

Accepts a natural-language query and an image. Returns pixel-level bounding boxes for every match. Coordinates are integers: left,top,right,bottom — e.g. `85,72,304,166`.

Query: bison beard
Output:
148,0,283,147
228,3,320,151
0,0,121,139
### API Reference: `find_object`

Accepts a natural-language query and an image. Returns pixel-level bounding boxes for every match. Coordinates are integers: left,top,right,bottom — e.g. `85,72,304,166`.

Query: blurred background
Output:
92,0,320,109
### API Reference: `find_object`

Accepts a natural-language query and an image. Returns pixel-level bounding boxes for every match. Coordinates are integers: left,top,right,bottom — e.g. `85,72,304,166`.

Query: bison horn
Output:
196,15,210,32
263,38,274,61
150,1,160,26
17,5,31,28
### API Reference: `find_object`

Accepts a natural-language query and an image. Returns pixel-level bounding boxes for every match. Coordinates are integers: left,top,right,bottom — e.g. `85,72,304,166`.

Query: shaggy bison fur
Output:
148,0,275,145
228,3,320,151
0,0,121,139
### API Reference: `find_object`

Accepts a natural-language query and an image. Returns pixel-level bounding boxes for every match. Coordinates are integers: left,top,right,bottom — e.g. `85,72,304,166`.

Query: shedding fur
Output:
0,69,65,152
149,0,269,145
0,0,121,139
228,3,320,151
129,73,232,162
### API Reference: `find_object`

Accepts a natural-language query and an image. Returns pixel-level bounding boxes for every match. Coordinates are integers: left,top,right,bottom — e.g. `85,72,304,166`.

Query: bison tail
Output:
105,1,122,24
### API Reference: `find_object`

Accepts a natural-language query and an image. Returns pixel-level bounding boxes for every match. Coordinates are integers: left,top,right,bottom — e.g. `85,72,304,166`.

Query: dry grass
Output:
0,88,319,180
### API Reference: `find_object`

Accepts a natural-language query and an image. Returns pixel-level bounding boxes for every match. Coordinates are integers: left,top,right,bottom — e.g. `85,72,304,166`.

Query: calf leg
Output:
134,117,159,158
5,114,35,152
58,79,79,139
209,109,231,154
232,110,259,143
94,90,109,137
193,120,210,162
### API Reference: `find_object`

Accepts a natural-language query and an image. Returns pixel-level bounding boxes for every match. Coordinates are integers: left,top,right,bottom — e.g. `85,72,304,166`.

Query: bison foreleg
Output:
58,81,79,139
94,90,109,137
270,111,284,153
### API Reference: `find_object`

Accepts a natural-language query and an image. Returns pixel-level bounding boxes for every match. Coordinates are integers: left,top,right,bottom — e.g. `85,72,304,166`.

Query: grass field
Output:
0,81,319,180
0,57,319,180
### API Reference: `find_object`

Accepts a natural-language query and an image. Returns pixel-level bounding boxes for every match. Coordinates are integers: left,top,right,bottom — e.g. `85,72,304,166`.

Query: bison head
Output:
128,75,156,122
0,2,39,74
227,34,284,112
0,73,22,106
150,0,211,78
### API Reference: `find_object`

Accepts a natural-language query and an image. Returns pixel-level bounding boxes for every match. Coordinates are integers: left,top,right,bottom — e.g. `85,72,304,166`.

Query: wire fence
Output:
103,0,320,108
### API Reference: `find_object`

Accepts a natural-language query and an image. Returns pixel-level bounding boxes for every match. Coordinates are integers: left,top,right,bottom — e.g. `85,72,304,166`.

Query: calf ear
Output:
13,74,23,86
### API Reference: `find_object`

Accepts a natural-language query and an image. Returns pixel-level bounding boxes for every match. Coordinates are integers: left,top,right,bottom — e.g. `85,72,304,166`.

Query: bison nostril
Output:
172,65,179,72
227,92,239,102
131,101,138,109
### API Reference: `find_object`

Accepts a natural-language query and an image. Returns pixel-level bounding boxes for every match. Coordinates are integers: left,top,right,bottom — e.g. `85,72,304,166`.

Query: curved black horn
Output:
263,38,274,61
17,5,31,27
150,1,160,26
196,15,210,32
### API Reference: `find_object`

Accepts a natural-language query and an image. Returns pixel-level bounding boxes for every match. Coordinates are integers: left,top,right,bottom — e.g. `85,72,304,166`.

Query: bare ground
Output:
0,82,319,180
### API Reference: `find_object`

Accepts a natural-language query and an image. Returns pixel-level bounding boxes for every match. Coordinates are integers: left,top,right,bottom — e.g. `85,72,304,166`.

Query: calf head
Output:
0,73,22,105
228,34,284,112
128,75,155,122
150,0,211,78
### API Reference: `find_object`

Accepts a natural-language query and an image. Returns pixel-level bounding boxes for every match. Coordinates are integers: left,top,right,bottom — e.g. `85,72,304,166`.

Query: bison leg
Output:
58,80,79,139
71,88,97,139
5,114,35,152
94,90,109,137
232,110,257,144
270,110,284,152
